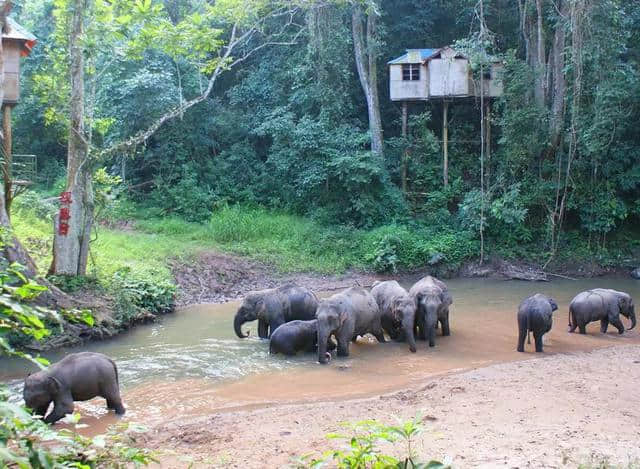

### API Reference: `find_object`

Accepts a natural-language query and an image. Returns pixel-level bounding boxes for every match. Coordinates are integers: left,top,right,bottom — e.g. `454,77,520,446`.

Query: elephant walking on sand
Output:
23,352,125,424
234,283,318,339
316,287,385,364
569,288,635,334
371,280,417,353
517,293,558,353
409,276,452,347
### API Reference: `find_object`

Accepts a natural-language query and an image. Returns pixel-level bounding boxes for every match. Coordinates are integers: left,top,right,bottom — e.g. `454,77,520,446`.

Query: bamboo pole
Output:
2,104,12,214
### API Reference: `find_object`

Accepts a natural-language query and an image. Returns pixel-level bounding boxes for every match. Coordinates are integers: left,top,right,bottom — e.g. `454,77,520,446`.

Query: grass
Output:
11,201,480,287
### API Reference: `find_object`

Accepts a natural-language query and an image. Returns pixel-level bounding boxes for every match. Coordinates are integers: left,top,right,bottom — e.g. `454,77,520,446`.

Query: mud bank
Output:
143,345,640,468
170,250,638,306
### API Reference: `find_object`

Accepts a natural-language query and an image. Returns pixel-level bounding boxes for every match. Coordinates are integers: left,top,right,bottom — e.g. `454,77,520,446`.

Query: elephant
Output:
269,319,336,356
516,293,558,353
234,283,318,339
316,287,385,364
568,288,636,334
370,280,417,353
408,275,452,347
23,352,125,424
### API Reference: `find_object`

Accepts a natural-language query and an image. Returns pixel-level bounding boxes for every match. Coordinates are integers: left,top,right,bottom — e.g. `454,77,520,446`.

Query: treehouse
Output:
2,18,36,210
2,17,36,105
388,46,503,187
388,46,503,101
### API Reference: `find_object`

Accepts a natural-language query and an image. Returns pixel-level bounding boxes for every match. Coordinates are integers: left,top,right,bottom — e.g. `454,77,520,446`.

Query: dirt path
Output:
143,345,640,468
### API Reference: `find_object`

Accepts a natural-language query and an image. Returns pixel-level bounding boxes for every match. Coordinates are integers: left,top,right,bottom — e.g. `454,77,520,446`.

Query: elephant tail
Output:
567,306,573,329
109,358,120,386
526,311,531,345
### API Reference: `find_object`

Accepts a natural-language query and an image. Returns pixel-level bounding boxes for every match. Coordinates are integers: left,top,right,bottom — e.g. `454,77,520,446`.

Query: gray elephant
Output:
409,275,452,347
516,293,558,353
234,283,318,339
569,288,636,334
371,280,417,353
269,319,336,356
316,287,385,364
23,352,125,424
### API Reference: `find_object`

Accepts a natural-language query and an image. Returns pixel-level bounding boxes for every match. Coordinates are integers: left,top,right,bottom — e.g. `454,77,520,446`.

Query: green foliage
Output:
294,418,450,469
110,267,176,323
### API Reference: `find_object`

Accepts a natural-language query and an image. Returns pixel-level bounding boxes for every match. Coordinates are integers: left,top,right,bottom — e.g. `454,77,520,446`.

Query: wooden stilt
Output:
485,100,491,184
401,101,408,193
443,100,449,187
2,104,12,214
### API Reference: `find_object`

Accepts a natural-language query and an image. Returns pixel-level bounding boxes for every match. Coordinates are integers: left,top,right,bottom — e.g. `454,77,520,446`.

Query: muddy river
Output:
1,277,639,435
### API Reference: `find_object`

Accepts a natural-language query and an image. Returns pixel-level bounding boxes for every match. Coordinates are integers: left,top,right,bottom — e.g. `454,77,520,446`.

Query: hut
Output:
388,46,503,186
2,17,36,210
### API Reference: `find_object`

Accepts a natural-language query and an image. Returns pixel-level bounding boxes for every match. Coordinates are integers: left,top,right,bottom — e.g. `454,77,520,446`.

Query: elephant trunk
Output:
234,314,249,338
402,314,417,353
629,308,636,330
317,328,331,364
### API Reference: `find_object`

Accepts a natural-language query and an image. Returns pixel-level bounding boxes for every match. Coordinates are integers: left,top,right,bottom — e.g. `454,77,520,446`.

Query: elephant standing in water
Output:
316,287,385,364
516,293,558,353
23,352,125,424
409,276,452,347
569,288,635,334
234,283,318,339
371,280,417,353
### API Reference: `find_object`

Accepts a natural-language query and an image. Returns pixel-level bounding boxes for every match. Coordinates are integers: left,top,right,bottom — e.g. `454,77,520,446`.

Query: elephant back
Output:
282,285,318,321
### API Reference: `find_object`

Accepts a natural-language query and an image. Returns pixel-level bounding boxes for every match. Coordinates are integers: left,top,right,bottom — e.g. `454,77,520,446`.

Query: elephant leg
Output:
373,330,386,343
533,331,544,353
106,397,126,415
44,399,74,424
258,319,269,339
440,316,451,337
517,327,526,352
351,335,358,343
578,324,587,334
600,318,609,334
609,316,625,334
337,339,350,357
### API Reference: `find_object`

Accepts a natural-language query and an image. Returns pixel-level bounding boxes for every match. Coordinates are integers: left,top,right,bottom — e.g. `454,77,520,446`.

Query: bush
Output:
293,418,450,469
149,164,214,222
110,267,176,324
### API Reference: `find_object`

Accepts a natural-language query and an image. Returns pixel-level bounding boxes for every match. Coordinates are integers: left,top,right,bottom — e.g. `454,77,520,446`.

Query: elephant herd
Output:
22,278,635,424
235,278,636,361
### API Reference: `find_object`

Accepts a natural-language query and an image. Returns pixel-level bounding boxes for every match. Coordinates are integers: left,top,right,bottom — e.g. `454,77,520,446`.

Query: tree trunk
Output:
351,4,383,155
534,0,546,106
50,0,94,276
401,101,408,193
2,103,12,214
550,0,567,141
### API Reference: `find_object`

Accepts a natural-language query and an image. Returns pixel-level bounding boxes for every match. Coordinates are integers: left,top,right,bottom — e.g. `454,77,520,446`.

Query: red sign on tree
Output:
58,191,72,236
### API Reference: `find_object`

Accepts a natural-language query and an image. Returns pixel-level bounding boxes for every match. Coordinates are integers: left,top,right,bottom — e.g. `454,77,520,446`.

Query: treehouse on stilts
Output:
2,18,36,213
388,46,503,189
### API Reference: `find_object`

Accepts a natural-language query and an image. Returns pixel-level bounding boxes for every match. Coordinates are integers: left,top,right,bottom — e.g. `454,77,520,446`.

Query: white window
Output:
402,64,420,81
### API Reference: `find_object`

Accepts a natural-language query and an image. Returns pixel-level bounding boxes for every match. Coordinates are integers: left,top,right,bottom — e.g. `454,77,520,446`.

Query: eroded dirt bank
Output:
145,345,640,468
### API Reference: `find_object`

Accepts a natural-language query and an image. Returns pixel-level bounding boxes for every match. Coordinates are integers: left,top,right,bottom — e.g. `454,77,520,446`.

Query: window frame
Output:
401,63,420,81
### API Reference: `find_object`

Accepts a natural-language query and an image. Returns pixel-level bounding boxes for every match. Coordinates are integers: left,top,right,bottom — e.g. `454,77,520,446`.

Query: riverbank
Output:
143,345,640,468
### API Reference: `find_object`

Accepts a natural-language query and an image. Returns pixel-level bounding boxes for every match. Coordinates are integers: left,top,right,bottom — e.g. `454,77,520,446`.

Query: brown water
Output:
2,277,639,435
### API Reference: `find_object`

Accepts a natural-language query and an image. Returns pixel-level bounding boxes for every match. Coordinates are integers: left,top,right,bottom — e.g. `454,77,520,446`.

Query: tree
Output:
351,1,383,155
49,0,304,276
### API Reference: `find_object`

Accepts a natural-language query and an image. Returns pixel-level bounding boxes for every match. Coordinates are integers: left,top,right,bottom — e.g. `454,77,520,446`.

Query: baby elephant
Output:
517,293,558,353
23,352,125,424
569,288,635,334
269,320,336,356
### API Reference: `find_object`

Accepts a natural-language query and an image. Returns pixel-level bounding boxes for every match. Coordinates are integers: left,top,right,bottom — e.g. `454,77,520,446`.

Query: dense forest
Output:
6,0,640,276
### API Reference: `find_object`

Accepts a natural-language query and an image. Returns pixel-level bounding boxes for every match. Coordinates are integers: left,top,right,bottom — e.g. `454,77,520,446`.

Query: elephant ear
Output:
548,298,558,312
47,377,61,394
339,310,349,326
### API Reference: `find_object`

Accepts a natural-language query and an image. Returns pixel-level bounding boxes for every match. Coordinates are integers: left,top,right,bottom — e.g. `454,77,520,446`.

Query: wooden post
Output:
443,100,449,187
401,100,408,193
485,100,491,183
2,104,12,215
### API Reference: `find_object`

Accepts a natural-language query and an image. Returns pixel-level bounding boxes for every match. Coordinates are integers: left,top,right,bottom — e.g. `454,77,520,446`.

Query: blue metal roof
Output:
388,48,438,65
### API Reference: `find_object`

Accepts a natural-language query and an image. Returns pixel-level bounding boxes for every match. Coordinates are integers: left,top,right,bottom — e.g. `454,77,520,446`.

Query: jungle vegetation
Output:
3,0,640,282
